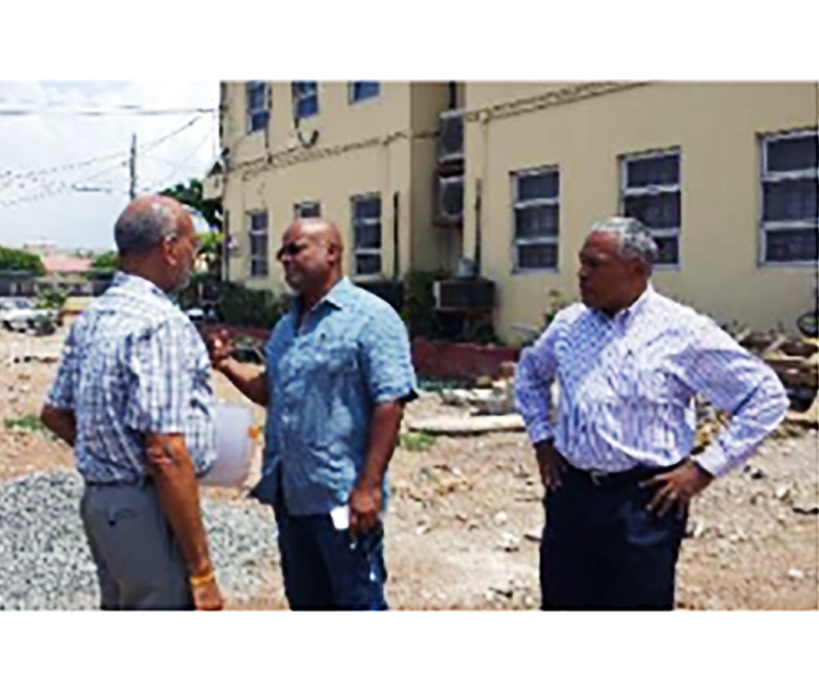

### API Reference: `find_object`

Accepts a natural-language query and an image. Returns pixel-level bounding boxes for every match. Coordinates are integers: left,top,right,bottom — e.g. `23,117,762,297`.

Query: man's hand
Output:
205,329,233,371
640,459,714,519
191,573,224,611
534,439,567,491
348,480,383,541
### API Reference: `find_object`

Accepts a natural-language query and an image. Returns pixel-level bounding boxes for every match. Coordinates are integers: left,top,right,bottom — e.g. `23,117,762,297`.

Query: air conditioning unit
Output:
438,110,464,164
355,278,405,312
436,174,464,225
434,278,495,312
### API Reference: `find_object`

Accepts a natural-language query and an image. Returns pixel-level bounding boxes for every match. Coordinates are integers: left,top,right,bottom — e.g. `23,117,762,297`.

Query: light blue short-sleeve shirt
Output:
254,277,417,515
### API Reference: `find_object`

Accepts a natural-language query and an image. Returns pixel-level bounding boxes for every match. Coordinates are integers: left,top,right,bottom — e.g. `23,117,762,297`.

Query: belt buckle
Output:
589,470,608,486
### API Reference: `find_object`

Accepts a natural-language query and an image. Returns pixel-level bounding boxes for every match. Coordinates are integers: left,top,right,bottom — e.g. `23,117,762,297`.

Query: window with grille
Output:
760,130,818,264
620,149,681,266
349,82,380,103
248,210,268,277
351,194,382,277
294,201,321,219
512,167,560,271
292,82,319,119
246,82,269,133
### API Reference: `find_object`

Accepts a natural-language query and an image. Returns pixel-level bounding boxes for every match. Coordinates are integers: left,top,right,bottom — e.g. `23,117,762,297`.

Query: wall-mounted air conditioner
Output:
433,278,495,312
436,174,464,225
438,111,464,164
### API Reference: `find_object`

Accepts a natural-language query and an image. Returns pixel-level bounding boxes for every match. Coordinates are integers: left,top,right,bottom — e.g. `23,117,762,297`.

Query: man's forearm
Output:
145,434,213,577
359,401,404,487
218,358,269,407
40,406,76,447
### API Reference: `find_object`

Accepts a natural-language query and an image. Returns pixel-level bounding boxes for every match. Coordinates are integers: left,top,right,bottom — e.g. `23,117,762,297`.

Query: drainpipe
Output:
392,192,400,279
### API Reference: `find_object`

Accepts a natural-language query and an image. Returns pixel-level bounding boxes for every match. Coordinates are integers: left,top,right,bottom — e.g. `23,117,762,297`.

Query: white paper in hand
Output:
330,504,350,530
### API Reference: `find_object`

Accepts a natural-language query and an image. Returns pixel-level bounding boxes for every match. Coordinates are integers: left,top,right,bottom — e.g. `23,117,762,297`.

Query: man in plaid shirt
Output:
40,195,222,610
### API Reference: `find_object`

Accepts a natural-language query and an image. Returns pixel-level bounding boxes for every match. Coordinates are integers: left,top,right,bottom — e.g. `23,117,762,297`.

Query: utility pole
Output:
129,134,137,200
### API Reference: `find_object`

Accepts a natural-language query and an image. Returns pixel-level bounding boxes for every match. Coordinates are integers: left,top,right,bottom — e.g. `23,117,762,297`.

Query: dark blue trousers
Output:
540,464,687,610
273,498,388,611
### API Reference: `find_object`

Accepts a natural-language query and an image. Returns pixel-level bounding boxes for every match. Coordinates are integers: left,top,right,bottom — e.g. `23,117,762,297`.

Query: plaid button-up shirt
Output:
46,271,216,484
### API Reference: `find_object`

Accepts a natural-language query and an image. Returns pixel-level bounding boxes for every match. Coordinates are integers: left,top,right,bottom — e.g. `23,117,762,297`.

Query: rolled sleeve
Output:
359,306,418,404
123,320,192,434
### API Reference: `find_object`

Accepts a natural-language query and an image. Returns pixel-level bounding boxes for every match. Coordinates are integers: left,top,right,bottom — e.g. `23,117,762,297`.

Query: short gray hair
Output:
589,216,657,274
114,201,181,256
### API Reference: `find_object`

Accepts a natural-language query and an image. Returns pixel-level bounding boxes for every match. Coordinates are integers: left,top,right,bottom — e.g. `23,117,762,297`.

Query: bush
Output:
178,274,290,329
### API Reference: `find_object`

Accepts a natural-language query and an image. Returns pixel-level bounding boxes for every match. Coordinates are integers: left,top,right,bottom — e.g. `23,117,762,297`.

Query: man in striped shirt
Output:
515,217,789,610
40,196,222,610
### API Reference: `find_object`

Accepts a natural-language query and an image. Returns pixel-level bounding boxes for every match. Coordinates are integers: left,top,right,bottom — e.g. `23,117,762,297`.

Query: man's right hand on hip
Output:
534,439,567,492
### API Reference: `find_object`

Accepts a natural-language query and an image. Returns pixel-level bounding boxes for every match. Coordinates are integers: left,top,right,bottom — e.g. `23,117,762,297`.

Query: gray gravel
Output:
0,470,279,610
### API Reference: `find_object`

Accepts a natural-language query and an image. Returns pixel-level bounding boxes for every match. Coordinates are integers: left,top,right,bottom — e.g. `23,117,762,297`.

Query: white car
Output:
0,297,58,332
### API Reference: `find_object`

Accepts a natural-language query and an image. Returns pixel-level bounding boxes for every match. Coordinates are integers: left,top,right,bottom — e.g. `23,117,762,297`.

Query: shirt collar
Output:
111,270,172,303
596,283,655,327
291,276,356,317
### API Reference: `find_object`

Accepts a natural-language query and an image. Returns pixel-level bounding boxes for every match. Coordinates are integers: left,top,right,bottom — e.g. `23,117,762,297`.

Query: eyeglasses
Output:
276,242,307,261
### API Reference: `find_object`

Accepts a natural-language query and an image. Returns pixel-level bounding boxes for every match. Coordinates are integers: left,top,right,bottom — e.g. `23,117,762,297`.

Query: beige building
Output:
206,81,818,342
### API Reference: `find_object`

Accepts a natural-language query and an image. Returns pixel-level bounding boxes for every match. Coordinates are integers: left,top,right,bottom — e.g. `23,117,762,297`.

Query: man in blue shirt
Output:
209,217,417,610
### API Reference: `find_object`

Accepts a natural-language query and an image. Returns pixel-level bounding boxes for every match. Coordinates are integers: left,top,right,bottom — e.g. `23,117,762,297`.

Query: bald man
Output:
41,195,223,610
208,218,417,610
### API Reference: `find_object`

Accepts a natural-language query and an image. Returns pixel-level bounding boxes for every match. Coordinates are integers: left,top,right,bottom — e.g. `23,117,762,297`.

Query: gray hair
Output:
114,201,182,256
589,216,657,274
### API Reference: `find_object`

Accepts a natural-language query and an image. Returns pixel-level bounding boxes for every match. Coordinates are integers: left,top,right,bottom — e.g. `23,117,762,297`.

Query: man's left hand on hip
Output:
640,460,714,519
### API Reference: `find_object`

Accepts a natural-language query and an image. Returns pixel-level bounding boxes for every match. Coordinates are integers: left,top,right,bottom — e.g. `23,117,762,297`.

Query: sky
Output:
0,80,219,251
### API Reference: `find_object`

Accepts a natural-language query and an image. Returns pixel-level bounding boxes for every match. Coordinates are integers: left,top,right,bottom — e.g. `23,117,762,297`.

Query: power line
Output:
0,115,208,208
0,105,215,117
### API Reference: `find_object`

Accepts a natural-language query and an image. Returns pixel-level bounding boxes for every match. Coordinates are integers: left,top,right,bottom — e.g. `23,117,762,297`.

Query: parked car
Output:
0,297,59,332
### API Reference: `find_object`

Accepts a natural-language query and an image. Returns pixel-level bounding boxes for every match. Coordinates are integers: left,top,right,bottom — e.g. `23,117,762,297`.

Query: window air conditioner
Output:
433,278,495,312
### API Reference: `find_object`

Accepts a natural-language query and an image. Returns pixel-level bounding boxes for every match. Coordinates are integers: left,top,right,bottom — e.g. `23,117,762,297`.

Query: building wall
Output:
462,81,818,341
221,81,457,289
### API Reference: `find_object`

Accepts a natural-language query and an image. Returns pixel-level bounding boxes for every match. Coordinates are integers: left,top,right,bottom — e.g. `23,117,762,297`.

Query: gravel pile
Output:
0,470,279,610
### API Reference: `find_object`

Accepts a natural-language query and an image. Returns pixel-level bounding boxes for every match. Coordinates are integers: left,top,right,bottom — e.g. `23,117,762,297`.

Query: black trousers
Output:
540,464,687,610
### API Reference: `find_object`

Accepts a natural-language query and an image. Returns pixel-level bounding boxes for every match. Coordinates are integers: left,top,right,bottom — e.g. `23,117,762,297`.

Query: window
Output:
351,194,382,276
620,149,681,266
246,82,269,133
761,130,818,264
294,201,321,219
248,211,268,277
349,82,380,103
512,168,560,271
292,82,319,119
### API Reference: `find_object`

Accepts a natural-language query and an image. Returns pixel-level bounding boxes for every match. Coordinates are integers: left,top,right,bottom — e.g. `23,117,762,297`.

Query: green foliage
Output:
0,246,45,276
401,269,451,340
399,431,437,453
35,285,67,312
4,414,48,435
160,179,223,231
178,274,290,329
216,281,290,329
86,250,118,280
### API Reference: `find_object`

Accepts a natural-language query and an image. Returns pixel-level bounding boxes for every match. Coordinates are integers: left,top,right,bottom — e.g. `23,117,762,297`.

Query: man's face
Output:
165,214,197,294
277,224,336,293
577,231,638,312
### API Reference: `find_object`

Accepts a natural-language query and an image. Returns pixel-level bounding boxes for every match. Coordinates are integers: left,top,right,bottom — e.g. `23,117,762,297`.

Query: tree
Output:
0,246,45,275
159,178,224,278
86,249,118,280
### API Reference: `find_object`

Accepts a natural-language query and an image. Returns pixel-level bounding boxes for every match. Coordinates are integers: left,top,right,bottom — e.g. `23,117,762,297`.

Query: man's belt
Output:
566,463,671,488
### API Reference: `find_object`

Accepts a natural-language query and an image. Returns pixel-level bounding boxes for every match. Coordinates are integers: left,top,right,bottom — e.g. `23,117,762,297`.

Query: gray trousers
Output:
80,480,194,610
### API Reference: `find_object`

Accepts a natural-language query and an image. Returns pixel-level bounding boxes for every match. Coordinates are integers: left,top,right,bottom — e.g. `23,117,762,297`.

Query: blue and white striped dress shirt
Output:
514,286,789,477
46,271,216,484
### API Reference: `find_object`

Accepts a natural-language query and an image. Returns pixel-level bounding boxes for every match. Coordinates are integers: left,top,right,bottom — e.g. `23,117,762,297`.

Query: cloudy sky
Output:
0,81,219,251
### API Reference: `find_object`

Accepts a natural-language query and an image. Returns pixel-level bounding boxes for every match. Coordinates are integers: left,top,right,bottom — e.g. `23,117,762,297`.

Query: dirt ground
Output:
1,324,816,610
